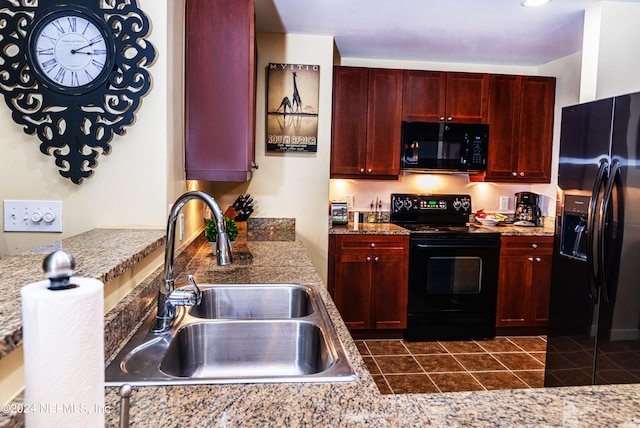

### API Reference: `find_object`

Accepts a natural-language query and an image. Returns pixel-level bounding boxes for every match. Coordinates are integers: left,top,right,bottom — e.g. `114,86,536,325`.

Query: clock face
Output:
29,10,113,92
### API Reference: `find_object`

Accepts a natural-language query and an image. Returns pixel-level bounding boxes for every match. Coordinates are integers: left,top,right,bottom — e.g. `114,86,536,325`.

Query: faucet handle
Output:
167,275,202,307
187,275,202,305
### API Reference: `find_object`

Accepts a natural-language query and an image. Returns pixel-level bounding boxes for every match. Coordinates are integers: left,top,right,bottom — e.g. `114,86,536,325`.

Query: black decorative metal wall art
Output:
0,0,156,184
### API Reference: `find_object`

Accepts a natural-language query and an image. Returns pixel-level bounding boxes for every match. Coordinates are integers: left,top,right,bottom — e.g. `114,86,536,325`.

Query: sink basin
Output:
160,321,332,378
105,283,356,386
189,284,314,319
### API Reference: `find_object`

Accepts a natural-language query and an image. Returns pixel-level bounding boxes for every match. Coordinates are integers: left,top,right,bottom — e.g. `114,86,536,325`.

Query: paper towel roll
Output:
21,276,105,428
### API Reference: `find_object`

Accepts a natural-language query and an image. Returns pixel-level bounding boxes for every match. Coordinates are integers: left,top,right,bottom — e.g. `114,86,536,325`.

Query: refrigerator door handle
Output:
598,159,621,304
587,159,608,300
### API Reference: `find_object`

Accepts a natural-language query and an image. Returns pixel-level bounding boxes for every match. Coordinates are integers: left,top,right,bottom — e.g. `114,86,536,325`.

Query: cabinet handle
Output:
440,116,445,121
370,243,376,248
447,116,453,121
535,257,541,262
374,256,379,262
360,168,365,173
367,168,373,173
531,243,538,249
512,171,518,177
366,256,371,262
520,171,525,177
528,257,534,262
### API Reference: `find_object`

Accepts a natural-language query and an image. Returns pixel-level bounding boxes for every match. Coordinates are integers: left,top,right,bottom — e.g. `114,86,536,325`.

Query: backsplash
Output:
329,173,556,217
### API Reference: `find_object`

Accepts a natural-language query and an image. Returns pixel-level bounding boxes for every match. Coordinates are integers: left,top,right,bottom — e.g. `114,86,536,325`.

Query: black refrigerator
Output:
545,91,640,387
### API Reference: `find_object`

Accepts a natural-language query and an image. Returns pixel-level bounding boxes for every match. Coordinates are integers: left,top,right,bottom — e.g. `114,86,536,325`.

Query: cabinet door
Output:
332,250,372,330
445,72,489,123
496,237,554,328
366,68,403,176
485,75,555,183
329,234,408,331
402,70,447,122
530,254,553,325
496,255,531,327
331,67,369,176
370,240,409,329
485,74,521,181
185,0,256,181
516,77,555,182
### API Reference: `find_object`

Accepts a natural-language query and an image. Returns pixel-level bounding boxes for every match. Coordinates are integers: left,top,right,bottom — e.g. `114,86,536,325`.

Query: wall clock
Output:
0,0,156,184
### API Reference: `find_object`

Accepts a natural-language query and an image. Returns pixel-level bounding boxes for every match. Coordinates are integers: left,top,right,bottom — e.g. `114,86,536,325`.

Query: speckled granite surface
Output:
247,217,296,241
0,228,165,361
95,237,640,427
330,221,554,237
5,224,640,427
329,223,411,235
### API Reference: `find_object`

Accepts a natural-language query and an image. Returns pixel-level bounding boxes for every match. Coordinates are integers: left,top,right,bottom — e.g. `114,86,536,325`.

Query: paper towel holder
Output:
42,250,77,290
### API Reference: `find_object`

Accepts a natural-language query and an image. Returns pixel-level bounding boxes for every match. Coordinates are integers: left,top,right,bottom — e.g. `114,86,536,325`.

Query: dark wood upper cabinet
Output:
185,0,256,181
485,75,556,183
331,67,402,178
402,70,488,123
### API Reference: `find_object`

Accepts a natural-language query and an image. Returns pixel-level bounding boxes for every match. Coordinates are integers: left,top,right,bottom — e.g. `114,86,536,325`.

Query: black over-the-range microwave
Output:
400,121,489,172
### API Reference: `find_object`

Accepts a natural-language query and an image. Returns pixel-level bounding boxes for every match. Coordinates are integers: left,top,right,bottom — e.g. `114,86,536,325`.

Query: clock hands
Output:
70,41,99,55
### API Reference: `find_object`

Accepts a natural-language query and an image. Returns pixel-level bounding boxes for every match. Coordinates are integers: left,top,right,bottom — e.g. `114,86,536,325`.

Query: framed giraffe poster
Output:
266,63,320,152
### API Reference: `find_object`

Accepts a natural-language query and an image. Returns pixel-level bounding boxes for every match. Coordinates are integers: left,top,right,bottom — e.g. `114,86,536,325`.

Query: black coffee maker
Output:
514,192,542,226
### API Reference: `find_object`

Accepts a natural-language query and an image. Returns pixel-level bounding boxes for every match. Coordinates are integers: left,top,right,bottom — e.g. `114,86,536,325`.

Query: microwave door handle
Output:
587,159,608,301
597,159,620,304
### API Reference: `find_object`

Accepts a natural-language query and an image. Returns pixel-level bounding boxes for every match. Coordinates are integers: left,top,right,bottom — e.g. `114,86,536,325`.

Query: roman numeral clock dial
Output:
0,1,156,184
30,11,112,91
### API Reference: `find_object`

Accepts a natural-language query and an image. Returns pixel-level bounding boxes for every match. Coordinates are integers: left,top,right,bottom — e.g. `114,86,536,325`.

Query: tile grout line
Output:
359,338,546,394
361,341,395,394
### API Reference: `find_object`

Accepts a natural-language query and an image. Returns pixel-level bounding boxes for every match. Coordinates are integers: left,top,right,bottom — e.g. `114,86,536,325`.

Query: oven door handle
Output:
413,242,500,249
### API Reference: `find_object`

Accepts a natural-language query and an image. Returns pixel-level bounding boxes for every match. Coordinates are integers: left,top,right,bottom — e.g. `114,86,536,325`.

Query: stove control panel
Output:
391,194,472,214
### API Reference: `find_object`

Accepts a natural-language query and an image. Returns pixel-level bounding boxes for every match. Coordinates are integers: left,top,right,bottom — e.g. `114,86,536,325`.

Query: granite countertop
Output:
329,223,410,235
5,227,640,427
95,235,639,427
0,228,165,362
330,221,555,237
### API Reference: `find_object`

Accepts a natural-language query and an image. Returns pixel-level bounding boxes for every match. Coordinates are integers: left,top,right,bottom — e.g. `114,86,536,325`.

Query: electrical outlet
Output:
345,195,354,209
4,200,62,232
499,196,509,211
179,213,185,241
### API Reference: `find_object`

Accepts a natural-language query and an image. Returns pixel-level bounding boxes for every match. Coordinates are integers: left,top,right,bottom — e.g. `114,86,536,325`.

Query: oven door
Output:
405,235,501,340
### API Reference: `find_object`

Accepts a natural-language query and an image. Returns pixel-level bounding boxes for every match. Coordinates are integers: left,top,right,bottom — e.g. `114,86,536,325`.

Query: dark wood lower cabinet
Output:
328,234,409,338
496,236,553,335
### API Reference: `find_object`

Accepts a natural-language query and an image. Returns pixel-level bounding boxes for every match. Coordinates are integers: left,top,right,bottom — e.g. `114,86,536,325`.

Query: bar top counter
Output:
2,225,640,427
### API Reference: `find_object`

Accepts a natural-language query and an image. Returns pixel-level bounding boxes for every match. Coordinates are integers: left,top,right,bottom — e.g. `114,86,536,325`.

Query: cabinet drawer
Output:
501,236,553,255
336,235,408,251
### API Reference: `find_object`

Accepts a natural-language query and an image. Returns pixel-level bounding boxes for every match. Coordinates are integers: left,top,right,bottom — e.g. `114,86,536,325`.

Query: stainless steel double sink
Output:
105,283,356,386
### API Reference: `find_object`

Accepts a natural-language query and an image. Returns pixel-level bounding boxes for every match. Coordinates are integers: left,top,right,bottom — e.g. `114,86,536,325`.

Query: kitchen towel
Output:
21,276,105,428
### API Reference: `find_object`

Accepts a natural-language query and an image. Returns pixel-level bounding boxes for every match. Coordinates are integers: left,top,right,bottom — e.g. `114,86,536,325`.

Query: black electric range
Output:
390,194,502,341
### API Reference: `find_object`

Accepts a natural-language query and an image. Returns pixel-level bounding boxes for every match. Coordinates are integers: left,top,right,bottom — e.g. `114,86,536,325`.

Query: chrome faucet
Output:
151,190,233,332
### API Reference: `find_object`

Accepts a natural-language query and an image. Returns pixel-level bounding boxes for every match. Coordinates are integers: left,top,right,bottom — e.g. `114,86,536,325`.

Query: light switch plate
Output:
4,200,62,232
345,195,354,209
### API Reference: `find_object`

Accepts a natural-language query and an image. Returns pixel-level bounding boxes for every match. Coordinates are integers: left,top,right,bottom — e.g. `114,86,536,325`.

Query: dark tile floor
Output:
355,336,547,394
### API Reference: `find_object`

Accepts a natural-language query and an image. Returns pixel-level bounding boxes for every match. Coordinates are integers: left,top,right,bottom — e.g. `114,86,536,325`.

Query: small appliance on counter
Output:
330,201,348,225
514,192,542,226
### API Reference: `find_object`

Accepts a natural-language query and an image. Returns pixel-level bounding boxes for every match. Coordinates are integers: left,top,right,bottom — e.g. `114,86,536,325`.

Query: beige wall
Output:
0,1,207,258
202,33,335,283
581,1,640,102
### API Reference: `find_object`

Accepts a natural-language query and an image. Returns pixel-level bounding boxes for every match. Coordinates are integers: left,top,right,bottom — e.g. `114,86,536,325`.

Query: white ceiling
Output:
255,0,640,66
